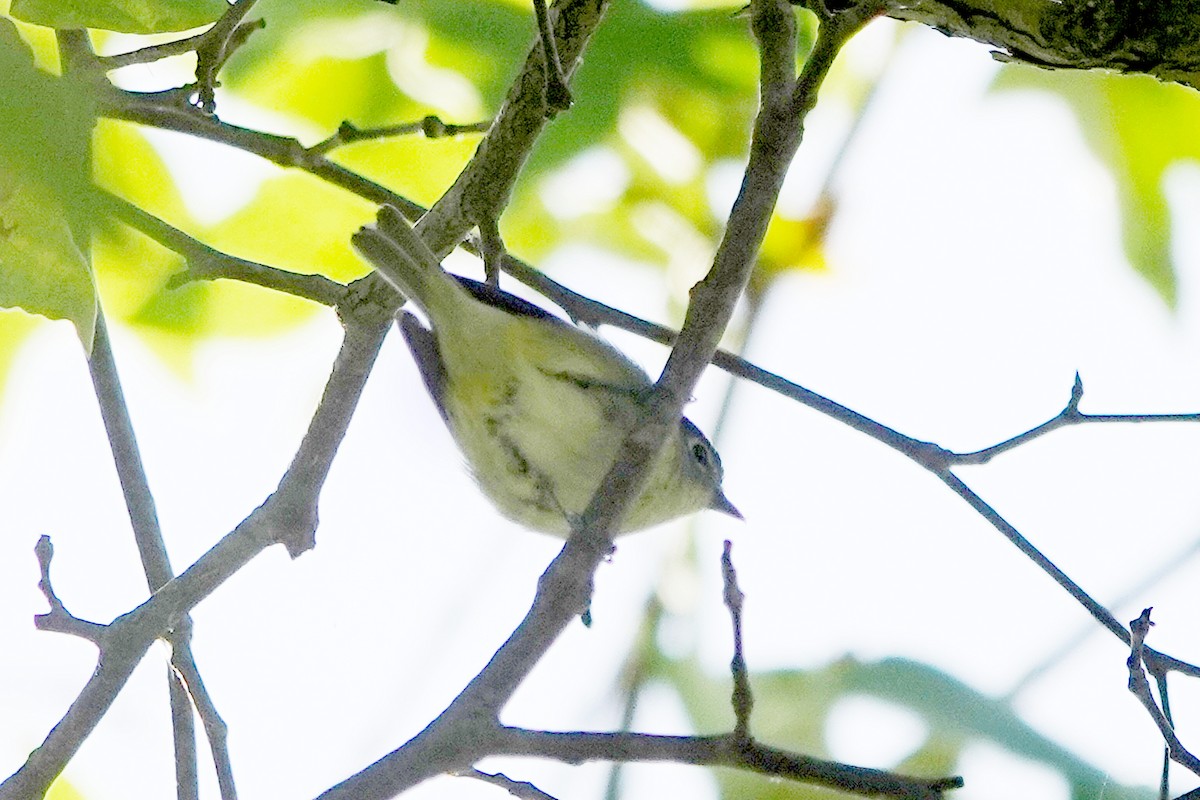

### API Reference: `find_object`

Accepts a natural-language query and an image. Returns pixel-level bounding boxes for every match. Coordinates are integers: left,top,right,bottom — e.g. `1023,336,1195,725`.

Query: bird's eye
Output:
691,442,709,466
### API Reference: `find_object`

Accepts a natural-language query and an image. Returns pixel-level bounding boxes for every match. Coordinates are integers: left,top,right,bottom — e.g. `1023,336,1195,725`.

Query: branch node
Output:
1067,371,1084,414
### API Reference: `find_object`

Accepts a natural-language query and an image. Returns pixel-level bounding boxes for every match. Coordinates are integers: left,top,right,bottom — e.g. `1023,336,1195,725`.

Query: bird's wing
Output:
397,311,449,422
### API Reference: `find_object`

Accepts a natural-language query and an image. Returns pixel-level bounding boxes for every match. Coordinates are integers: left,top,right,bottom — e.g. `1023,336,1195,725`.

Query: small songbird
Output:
352,206,739,536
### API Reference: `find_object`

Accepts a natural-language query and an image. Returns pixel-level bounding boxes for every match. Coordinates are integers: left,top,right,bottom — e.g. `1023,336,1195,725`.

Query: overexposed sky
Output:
4,15,1200,800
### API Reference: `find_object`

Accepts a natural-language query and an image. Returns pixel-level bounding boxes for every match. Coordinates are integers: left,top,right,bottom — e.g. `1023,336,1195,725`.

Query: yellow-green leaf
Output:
993,67,1200,307
0,179,96,349
10,0,225,34
0,18,96,349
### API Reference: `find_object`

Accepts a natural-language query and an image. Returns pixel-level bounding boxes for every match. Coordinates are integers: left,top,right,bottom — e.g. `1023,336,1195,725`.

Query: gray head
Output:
680,418,741,519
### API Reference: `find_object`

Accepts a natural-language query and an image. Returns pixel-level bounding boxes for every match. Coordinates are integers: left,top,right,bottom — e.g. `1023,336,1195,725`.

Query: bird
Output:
352,206,740,536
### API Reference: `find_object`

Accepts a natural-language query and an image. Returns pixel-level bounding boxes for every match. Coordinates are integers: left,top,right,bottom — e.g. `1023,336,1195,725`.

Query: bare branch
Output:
874,0,1200,89
307,117,489,156
168,670,199,800
951,374,1200,465
1127,610,1200,780
88,313,230,800
460,769,560,800
1,304,393,800
493,728,961,799
195,0,262,112
531,0,572,114
721,541,753,740
32,536,106,644
98,32,208,70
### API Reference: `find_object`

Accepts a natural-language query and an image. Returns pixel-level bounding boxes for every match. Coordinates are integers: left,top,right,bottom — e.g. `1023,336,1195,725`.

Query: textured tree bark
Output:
807,0,1200,89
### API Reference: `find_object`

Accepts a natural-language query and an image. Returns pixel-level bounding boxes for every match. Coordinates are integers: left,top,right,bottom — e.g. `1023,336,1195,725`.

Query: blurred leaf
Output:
223,0,525,128
229,48,416,134
0,179,95,349
45,776,86,800
0,18,93,222
93,125,331,371
204,172,375,283
659,655,1153,800
531,1,768,173
0,18,96,349
92,120,194,330
219,0,796,286
993,67,1200,307
334,133,482,209
93,120,190,233
502,2,814,282
6,14,60,73
843,658,1138,798
750,198,833,299
11,0,224,34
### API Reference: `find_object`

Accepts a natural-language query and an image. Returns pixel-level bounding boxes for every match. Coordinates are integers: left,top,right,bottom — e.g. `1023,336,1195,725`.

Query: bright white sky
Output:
4,14,1200,800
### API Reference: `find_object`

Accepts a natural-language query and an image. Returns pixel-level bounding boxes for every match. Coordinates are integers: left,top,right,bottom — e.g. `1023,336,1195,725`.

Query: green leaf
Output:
0,179,96,349
10,0,225,34
993,67,1200,307
0,18,96,349
221,0,524,125
844,658,1146,798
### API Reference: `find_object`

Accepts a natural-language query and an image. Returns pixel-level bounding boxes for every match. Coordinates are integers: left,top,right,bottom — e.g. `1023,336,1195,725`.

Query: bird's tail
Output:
351,205,464,319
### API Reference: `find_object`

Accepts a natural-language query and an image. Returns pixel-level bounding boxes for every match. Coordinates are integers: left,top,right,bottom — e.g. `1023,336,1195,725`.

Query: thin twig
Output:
98,32,209,70
461,769,560,800
601,594,663,800
1005,531,1200,700
308,117,489,155
168,671,199,800
532,0,572,113
1157,668,1174,800
951,373,1200,465
32,536,106,644
195,0,263,112
1127,610,1200,778
493,727,961,799
478,217,504,286
172,654,237,800
721,541,753,740
98,189,348,309
0,309,393,800
87,312,239,800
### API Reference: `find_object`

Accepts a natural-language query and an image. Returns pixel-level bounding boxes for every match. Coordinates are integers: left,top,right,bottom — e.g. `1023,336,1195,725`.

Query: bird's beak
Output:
710,490,743,520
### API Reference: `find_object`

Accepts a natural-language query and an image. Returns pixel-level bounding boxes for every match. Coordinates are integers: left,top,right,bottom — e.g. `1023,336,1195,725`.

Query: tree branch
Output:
1126,610,1200,780
31,536,106,644
871,0,1200,89
88,312,236,800
721,541,753,740
492,728,960,799
307,116,489,156
1,302,392,800
314,4,878,799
